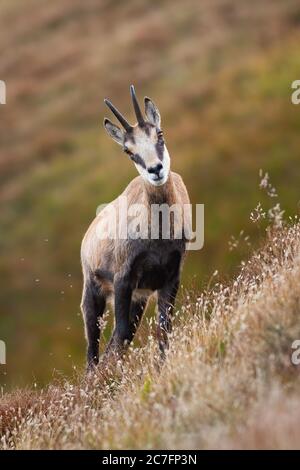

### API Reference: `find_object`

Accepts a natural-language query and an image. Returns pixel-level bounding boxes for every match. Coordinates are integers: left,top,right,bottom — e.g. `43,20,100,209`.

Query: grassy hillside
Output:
0,0,300,386
1,218,300,449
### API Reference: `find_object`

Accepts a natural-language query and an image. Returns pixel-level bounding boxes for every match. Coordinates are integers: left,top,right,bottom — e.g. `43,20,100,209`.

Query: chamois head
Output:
104,85,170,186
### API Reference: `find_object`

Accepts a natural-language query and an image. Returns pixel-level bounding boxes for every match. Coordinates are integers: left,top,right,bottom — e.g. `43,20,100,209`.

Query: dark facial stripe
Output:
155,141,165,161
131,153,146,169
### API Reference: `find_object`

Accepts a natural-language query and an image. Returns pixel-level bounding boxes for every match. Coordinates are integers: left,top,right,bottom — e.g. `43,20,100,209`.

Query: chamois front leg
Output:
157,277,179,359
105,274,133,357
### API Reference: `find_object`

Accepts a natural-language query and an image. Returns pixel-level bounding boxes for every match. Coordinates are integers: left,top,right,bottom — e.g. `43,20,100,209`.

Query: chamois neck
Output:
143,172,175,206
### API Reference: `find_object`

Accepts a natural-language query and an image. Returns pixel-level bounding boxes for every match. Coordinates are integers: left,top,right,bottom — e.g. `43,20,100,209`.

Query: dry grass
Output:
1,218,300,449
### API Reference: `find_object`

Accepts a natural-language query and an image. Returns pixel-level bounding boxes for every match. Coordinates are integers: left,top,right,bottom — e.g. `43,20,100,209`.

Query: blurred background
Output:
0,0,300,388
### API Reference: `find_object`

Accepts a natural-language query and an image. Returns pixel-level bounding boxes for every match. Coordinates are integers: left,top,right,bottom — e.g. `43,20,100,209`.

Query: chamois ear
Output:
144,97,161,128
103,118,124,145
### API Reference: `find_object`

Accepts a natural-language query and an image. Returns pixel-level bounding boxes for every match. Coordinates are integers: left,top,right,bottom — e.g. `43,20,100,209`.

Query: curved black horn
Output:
130,85,144,126
104,98,132,132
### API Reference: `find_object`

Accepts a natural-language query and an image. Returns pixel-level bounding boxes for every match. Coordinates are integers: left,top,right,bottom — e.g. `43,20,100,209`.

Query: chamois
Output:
81,85,190,369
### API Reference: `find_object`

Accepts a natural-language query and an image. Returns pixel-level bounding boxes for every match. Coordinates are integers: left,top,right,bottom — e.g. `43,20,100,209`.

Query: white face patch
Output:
125,126,170,186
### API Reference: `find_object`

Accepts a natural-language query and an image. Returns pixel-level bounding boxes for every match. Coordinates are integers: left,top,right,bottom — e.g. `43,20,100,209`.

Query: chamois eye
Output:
157,130,164,145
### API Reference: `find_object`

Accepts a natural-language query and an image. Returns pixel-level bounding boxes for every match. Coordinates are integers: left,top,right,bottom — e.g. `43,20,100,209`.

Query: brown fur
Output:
81,171,190,300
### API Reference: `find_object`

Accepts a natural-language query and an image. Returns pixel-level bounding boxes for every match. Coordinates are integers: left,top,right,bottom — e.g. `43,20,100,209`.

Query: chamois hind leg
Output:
157,277,179,359
81,278,106,370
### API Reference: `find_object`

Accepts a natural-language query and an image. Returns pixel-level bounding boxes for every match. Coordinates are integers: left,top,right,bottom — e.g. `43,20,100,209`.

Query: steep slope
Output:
1,220,300,449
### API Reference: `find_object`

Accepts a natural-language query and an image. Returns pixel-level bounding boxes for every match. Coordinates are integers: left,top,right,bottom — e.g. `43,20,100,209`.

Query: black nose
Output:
148,163,163,175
